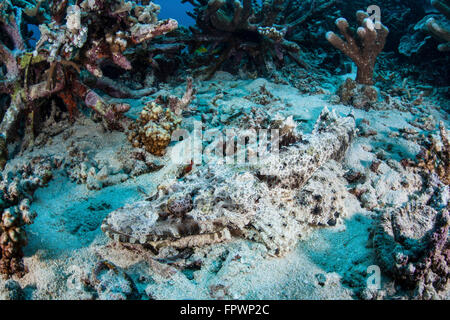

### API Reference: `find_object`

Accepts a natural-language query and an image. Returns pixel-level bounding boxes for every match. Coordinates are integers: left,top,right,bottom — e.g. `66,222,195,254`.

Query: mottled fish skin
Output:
102,108,356,253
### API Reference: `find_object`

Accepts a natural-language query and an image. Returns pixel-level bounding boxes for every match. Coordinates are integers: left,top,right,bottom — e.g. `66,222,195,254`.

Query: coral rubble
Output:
90,260,138,300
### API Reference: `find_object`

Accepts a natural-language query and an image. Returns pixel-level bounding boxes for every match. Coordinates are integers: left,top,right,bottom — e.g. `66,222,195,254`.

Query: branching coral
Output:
0,0,178,166
182,0,335,78
326,10,389,85
425,0,450,51
128,78,195,156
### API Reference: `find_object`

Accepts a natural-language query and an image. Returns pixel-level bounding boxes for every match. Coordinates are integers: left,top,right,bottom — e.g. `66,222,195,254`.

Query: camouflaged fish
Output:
102,108,356,256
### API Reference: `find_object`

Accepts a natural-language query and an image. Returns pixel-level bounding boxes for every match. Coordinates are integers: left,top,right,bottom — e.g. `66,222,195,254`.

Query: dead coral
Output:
0,0,178,166
90,260,138,300
244,84,279,106
67,160,130,191
154,77,196,116
326,10,389,85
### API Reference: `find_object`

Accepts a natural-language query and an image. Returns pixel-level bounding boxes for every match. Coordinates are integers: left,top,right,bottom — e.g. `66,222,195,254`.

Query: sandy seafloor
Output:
1,69,448,300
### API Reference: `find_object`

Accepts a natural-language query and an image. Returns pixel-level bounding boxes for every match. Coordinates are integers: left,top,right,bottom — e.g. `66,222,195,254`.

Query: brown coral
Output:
128,102,182,156
127,77,195,156
337,78,378,110
326,10,389,85
416,121,450,185
0,199,35,277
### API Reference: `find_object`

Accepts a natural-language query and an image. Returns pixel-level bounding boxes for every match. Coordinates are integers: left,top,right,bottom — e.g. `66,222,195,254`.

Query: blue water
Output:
153,1,194,27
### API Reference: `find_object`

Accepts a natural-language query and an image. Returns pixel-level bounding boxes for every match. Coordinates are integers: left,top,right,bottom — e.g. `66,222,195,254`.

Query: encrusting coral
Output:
102,108,356,256
128,77,195,156
182,0,335,78
0,0,178,166
424,0,450,52
326,10,389,86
